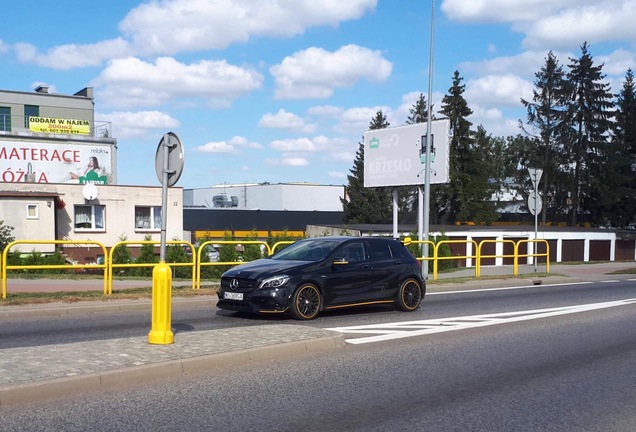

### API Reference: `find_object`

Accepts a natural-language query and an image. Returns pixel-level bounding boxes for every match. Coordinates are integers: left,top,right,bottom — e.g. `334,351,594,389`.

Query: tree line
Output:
343,42,636,229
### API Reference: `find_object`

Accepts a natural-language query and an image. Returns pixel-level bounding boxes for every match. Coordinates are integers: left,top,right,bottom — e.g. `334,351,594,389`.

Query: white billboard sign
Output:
363,119,450,187
0,140,113,184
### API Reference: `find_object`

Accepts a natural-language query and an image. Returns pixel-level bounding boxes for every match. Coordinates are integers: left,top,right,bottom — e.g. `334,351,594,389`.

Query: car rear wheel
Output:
395,278,423,312
290,284,322,320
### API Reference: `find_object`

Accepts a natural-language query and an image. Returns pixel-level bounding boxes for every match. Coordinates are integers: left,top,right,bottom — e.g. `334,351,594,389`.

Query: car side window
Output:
368,241,392,261
388,243,408,259
338,242,366,263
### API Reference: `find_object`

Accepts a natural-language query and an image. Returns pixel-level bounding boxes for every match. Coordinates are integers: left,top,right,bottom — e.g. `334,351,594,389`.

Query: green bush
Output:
402,232,458,273
111,235,134,276
134,235,159,277
166,240,191,279
242,230,263,262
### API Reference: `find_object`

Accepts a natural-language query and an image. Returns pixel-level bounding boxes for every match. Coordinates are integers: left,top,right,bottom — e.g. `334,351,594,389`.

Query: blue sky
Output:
1,1,634,189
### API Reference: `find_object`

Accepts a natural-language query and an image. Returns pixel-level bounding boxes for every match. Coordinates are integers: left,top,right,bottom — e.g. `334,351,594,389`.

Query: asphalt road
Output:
1,279,635,431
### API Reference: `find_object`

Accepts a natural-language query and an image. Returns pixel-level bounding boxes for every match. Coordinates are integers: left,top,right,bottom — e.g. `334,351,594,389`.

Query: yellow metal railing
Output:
1,237,552,299
1,240,108,299
108,240,196,295
476,239,517,277
514,239,550,275
434,239,479,280
195,240,272,289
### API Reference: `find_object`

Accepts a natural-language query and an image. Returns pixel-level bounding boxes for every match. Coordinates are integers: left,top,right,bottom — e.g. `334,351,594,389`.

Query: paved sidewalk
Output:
0,261,634,406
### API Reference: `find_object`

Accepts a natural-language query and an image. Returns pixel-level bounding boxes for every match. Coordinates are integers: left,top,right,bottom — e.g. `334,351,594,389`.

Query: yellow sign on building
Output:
29,116,91,135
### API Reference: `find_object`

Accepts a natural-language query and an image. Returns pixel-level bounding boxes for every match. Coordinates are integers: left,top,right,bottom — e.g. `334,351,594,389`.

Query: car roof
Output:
303,236,401,243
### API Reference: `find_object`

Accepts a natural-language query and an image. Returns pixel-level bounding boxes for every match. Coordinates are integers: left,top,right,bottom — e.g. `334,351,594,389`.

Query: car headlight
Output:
259,275,290,289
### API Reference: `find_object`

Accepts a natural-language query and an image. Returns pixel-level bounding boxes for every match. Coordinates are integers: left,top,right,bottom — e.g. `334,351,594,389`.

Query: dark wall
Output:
183,209,344,232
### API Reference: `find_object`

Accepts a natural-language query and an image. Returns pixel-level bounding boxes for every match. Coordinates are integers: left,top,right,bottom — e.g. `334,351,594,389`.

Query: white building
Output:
184,183,345,211
0,86,183,263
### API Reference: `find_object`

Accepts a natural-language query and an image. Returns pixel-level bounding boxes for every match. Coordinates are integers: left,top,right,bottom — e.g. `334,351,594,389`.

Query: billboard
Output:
0,140,113,184
363,119,450,187
28,116,91,135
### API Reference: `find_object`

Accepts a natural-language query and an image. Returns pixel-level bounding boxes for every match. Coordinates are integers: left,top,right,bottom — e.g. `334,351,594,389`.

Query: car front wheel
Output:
289,284,322,320
395,278,423,312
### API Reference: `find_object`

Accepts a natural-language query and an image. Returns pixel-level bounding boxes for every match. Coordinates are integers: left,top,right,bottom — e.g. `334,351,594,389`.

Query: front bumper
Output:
216,287,292,314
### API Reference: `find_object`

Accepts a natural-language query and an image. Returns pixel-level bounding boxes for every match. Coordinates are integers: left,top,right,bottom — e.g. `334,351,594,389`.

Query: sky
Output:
1,0,635,190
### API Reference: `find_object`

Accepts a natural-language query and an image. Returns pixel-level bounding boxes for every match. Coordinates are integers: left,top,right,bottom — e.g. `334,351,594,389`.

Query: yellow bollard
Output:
148,261,174,345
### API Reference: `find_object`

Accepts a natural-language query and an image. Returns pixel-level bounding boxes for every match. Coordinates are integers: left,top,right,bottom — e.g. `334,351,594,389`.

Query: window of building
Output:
0,106,11,131
135,206,161,230
74,205,105,231
26,203,39,220
24,105,39,128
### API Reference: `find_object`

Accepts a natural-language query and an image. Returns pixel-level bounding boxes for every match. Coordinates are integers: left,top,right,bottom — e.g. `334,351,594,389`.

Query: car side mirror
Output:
332,257,349,265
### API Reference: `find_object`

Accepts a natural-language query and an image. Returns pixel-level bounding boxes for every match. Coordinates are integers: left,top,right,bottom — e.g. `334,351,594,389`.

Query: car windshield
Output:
271,239,340,261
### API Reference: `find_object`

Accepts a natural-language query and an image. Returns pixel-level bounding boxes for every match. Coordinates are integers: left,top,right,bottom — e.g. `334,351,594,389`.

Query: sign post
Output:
528,168,543,272
149,132,184,345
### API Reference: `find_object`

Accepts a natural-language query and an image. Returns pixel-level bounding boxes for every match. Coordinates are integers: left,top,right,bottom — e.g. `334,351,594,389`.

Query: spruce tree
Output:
520,51,571,224
341,110,392,224
605,68,636,227
436,71,498,224
566,42,615,226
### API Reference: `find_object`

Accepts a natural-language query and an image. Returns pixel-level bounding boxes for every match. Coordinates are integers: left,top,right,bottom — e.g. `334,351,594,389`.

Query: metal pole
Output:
422,0,435,278
160,134,169,262
534,176,538,272
392,188,398,239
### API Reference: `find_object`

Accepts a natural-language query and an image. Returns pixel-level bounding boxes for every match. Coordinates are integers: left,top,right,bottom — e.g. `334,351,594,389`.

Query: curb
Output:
0,297,216,320
0,333,345,406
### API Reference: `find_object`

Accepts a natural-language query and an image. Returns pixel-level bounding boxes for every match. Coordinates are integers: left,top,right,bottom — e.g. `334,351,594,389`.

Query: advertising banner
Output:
28,116,91,135
0,140,113,184
363,119,450,187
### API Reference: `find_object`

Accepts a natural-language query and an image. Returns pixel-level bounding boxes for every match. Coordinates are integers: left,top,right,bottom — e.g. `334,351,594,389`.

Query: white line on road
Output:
427,281,593,295
326,298,636,345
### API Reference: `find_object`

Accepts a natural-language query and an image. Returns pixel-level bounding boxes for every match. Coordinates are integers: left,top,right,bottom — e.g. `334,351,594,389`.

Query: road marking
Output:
326,298,636,345
427,281,593,295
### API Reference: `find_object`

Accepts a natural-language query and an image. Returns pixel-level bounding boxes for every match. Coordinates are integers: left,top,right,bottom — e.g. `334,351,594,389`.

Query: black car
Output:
217,236,425,320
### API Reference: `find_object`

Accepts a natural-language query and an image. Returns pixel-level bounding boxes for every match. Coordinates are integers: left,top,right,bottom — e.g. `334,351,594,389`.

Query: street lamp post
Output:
421,0,435,278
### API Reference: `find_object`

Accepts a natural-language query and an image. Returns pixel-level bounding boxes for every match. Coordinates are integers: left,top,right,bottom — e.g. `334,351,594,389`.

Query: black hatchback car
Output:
217,236,425,320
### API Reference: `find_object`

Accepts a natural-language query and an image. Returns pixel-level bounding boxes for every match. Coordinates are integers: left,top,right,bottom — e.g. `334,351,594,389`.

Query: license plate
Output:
224,292,243,301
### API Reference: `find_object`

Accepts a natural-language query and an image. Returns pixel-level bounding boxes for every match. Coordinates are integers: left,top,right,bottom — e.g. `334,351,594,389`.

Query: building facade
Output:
184,183,345,211
0,86,183,263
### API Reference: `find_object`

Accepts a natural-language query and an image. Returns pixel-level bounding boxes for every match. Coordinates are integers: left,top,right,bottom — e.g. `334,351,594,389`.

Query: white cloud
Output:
441,1,636,51
265,157,310,167
0,39,8,53
270,137,317,152
523,2,636,49
92,57,263,109
270,44,392,99
307,105,344,118
441,0,594,23
12,1,377,69
96,111,179,139
194,136,262,154
333,106,394,133
598,49,636,76
394,91,445,123
120,0,378,55
259,109,316,133
465,74,534,107
14,39,131,70
268,135,355,168
460,50,555,77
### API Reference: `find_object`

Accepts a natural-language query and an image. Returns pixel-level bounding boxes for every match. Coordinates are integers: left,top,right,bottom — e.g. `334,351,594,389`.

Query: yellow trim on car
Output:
325,300,394,310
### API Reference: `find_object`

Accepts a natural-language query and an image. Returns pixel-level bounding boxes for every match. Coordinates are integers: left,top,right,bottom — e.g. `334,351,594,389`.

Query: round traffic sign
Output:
527,191,542,215
155,132,185,187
